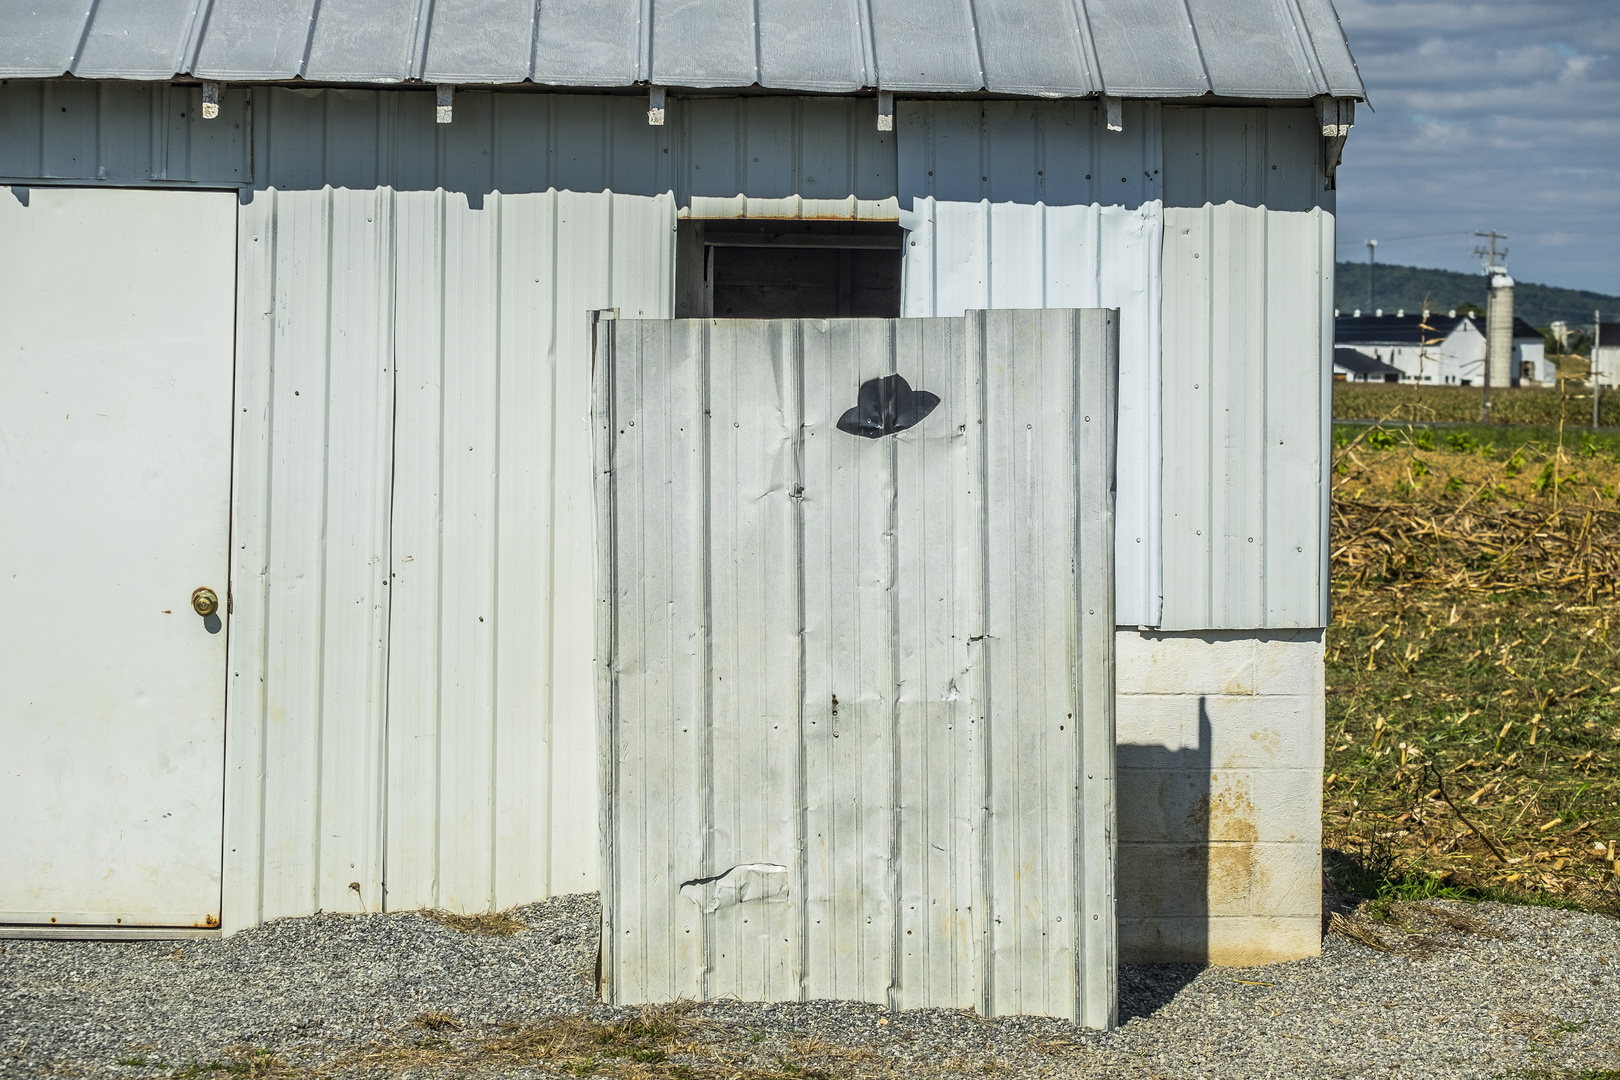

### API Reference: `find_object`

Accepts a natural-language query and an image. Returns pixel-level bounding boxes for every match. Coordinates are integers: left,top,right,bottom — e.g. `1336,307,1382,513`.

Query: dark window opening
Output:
675,220,903,320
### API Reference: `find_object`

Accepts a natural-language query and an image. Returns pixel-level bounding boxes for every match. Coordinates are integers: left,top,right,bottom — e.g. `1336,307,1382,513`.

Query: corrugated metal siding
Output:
224,186,396,927
0,0,1365,100
385,189,674,913
897,99,1162,210
0,83,895,205
1162,106,1327,211
0,78,249,183
596,310,1117,1027
1157,107,1331,630
897,100,1163,627
678,96,894,202
224,185,675,929
250,87,675,196
1159,203,1333,630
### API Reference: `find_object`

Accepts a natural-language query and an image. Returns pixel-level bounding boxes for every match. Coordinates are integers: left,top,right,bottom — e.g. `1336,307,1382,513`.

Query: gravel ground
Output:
2,894,1617,1080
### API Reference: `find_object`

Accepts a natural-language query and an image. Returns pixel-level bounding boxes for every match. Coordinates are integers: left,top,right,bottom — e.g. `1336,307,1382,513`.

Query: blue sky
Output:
1333,0,1620,302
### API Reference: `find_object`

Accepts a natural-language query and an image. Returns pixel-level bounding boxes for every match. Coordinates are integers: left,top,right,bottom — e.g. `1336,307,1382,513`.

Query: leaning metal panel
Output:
594,310,1117,1027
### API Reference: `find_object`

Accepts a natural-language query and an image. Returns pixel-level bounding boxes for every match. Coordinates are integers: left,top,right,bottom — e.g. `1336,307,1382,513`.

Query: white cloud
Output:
1331,0,1620,294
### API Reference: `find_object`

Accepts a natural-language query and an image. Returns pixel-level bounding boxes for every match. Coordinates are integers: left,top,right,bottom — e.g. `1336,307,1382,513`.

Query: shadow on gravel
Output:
1117,963,1204,1023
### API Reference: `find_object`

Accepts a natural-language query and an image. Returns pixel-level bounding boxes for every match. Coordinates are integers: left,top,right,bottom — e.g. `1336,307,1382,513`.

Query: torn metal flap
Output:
679,863,789,913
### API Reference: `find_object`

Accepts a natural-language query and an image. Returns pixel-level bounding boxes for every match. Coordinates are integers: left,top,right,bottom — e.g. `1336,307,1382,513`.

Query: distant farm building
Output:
1595,323,1620,388
1335,310,1552,386
1332,347,1401,382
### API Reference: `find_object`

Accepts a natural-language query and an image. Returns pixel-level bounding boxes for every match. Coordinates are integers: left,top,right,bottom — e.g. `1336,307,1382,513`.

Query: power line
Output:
1333,229,1474,248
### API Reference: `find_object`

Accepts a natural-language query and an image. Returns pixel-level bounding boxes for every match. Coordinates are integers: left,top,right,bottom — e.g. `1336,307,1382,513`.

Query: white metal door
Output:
0,186,236,929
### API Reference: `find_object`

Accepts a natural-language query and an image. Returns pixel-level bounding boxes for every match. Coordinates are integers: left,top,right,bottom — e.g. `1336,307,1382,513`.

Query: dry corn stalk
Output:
1332,499,1620,602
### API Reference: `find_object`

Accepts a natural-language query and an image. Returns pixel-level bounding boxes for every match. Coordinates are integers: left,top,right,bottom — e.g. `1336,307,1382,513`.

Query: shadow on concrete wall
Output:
1115,695,1213,1016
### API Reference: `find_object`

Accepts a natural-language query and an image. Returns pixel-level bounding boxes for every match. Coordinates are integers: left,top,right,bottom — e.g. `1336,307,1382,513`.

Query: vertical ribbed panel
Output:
896,98,1162,628
897,99,1162,209
385,191,677,913
900,198,1161,627
0,80,249,184
678,96,896,203
597,310,1116,1027
1159,203,1333,630
1160,106,1326,212
225,187,674,929
225,187,396,930
0,81,900,205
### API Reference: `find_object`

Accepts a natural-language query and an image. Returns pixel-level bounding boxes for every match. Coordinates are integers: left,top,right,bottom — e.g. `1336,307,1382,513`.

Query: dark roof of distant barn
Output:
1333,348,1402,377
0,0,1365,100
1335,313,1542,346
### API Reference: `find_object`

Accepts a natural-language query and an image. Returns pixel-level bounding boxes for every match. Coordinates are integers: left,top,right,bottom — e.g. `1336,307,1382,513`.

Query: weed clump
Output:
416,908,528,936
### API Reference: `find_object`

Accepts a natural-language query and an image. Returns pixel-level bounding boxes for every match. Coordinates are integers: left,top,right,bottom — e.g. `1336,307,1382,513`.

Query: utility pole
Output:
1366,239,1378,311
1596,308,1603,429
1472,230,1509,422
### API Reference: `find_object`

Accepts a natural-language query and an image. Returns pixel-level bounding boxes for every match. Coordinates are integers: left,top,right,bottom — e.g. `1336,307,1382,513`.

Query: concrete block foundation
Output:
1115,629,1325,965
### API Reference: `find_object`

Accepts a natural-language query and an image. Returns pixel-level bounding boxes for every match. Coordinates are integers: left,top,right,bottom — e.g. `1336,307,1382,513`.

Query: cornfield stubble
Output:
1326,407,1620,917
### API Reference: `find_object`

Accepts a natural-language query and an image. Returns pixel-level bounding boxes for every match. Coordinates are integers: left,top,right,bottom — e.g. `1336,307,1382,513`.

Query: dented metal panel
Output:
897,99,1163,628
0,0,1365,100
595,310,1117,1027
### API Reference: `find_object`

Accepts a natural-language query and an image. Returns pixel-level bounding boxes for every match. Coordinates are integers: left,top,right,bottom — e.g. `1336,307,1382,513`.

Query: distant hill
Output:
1334,261,1618,329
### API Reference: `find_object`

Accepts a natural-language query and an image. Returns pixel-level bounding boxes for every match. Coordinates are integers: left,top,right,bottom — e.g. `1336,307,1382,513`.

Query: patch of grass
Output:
416,907,527,936
1327,583,1620,916
166,1048,287,1078
315,1002,953,1079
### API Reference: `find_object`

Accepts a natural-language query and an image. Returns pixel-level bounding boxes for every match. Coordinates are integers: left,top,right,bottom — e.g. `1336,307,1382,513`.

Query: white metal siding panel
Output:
384,190,677,913
596,318,710,1001
1159,203,1332,630
597,310,1116,1026
226,185,674,928
897,100,1162,628
798,318,905,1006
224,187,396,929
889,317,982,1008
0,80,249,184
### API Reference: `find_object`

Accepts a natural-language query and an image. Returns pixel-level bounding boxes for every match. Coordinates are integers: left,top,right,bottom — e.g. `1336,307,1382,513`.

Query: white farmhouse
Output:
1335,310,1554,386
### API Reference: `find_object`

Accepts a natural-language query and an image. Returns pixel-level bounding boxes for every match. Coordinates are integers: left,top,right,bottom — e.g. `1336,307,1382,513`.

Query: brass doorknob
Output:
191,587,220,617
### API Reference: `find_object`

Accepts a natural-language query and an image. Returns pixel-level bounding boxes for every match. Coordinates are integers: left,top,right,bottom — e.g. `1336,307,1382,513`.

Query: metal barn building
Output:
1,0,1363,989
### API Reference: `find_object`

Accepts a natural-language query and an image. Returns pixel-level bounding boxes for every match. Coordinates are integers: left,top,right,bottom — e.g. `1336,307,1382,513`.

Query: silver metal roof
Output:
0,0,1364,99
